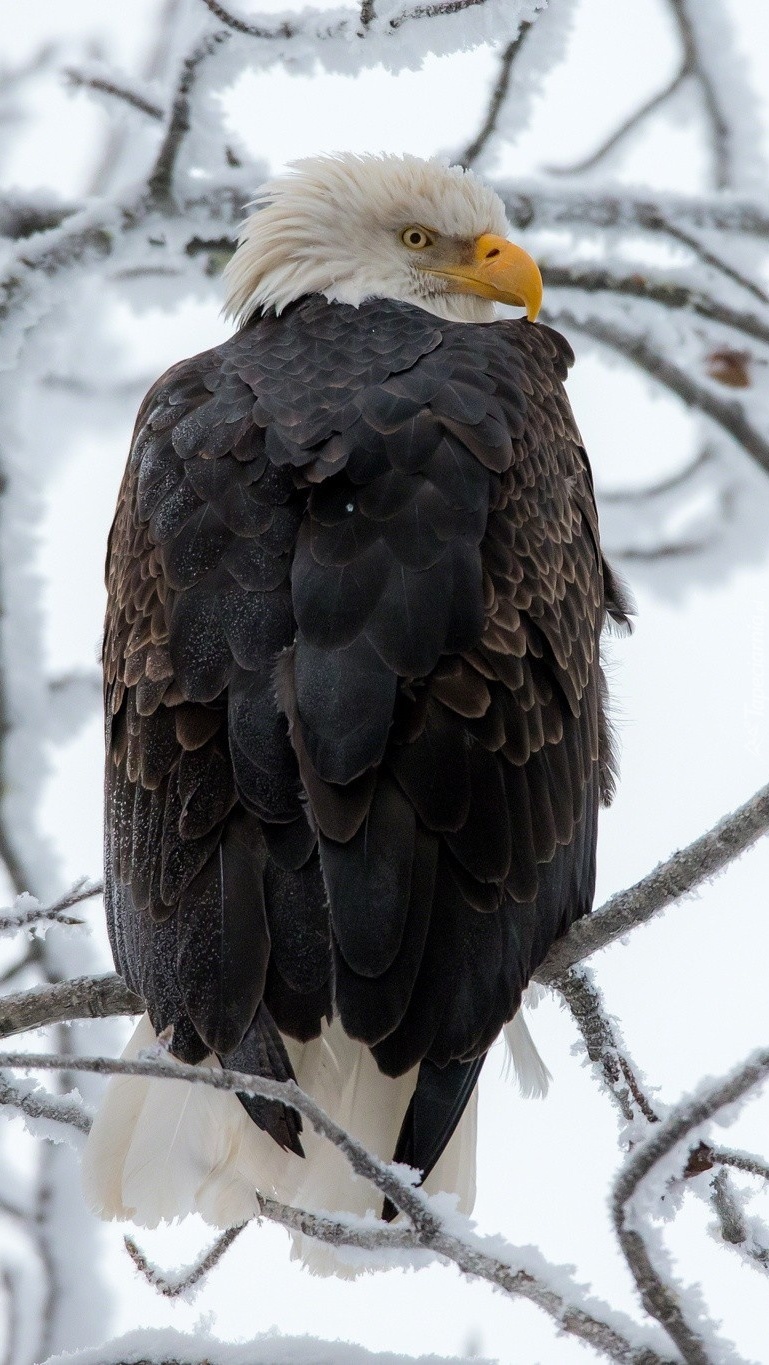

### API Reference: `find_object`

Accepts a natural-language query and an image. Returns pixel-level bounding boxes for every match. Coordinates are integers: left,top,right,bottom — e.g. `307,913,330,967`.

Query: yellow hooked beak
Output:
427,234,543,321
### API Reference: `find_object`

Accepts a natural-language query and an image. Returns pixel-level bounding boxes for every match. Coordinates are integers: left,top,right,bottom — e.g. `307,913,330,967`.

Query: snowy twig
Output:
549,0,735,184
64,69,164,121
659,218,769,307
542,264,769,350
548,66,688,178
709,1169,769,1271
613,1049,769,1360
198,0,298,39
668,0,732,190
709,1146,769,1184
0,1048,674,1363
0,1073,90,1137
559,969,659,1128
551,310,769,478
459,24,533,169
0,1049,440,1233
0,879,101,936
124,1227,246,1298
537,779,769,983
499,184,769,239
146,31,231,205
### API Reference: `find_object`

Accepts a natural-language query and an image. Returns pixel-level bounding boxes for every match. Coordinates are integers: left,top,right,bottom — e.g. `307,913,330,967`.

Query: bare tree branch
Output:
669,0,732,190
458,24,533,169
124,1227,245,1298
537,779,769,983
613,1049,769,1360
548,65,689,177
542,264,769,350
0,973,139,1042
146,31,231,205
0,879,101,937
499,184,769,239
558,970,660,1128
198,0,297,39
550,310,769,478
659,217,769,307
0,1048,676,1364
0,1073,90,1137
64,69,163,121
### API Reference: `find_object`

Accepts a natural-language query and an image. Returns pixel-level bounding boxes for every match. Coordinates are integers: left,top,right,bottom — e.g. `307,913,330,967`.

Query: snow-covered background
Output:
1,0,769,1361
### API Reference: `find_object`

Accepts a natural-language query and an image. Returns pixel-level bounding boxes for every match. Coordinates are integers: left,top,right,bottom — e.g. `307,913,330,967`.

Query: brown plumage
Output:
102,290,629,1203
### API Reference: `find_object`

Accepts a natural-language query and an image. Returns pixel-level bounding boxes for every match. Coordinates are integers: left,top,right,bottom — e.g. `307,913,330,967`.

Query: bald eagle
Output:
82,153,628,1263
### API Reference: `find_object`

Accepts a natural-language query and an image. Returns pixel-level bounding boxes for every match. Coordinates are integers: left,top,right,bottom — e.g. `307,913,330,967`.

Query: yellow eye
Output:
401,227,432,250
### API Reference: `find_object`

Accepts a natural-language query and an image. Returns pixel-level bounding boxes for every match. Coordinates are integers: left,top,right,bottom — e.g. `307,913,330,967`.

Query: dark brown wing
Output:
104,295,624,1185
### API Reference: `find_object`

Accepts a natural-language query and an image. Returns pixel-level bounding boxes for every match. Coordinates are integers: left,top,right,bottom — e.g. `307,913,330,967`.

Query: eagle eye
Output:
401,227,432,250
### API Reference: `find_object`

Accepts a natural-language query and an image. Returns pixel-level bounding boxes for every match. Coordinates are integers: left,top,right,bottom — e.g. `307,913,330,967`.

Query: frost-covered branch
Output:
0,880,101,937
542,264,769,350
499,183,769,239
559,969,659,1128
0,1048,675,1364
64,68,164,122
551,310,769,478
613,1050,769,1360
459,24,533,169
0,1073,89,1139
124,1227,246,1299
548,65,689,178
537,779,769,983
147,31,231,205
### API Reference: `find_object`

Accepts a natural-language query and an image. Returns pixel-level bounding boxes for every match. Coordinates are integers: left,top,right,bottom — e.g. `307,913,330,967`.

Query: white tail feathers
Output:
81,1014,478,1275
502,987,552,1098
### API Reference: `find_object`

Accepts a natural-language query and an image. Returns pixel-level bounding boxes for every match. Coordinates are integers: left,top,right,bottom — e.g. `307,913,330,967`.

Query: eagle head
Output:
224,152,542,326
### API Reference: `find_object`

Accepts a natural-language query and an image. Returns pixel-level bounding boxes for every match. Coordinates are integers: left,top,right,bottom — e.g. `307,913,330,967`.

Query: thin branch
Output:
0,1049,674,1363
124,1226,245,1298
388,0,488,27
64,69,163,121
709,1146,769,1184
0,1072,90,1137
660,217,769,308
0,878,101,936
198,0,297,38
459,24,533,169
613,1049,769,1361
598,449,715,505
710,1170,769,1271
0,973,140,1041
549,64,688,177
498,184,769,239
0,1049,440,1234
558,970,659,1128
542,264,769,350
550,310,769,479
146,32,231,205
668,0,731,190
536,779,769,984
